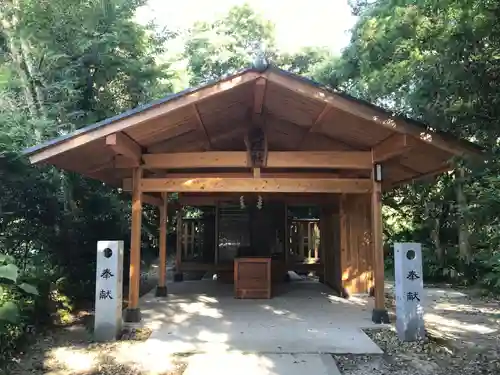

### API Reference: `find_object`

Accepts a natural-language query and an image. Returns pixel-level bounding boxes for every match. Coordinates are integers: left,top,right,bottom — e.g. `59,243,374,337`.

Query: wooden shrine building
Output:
24,65,481,323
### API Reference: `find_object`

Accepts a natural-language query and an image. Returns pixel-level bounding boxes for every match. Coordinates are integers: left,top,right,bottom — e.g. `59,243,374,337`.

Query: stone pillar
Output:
95,241,123,341
125,167,142,322
395,242,425,341
156,192,168,297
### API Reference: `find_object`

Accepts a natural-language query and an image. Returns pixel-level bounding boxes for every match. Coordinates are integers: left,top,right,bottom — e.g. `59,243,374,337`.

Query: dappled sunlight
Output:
46,340,180,375
197,294,219,304
49,347,95,373
135,280,382,354
420,131,433,143
182,351,277,375
425,312,496,335
197,329,230,342
260,304,303,320
177,301,223,318
433,302,500,316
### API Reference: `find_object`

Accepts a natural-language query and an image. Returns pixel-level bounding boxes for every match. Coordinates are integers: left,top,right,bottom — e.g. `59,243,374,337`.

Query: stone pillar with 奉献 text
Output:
94,240,124,341
394,242,425,341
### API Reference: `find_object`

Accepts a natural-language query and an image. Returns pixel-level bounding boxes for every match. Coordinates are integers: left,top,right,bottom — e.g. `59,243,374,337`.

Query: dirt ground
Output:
3,283,500,375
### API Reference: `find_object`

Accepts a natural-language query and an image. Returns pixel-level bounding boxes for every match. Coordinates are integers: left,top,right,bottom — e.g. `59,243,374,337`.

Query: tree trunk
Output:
455,167,471,263
1,18,38,117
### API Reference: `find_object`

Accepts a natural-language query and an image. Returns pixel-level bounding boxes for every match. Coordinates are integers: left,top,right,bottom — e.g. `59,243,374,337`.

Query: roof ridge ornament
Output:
252,48,269,72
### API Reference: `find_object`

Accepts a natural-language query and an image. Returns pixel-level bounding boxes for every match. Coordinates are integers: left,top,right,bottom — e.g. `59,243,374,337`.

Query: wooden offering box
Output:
234,257,271,299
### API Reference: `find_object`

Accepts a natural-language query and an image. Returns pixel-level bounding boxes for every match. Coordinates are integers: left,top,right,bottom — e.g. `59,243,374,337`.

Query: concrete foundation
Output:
139,279,384,355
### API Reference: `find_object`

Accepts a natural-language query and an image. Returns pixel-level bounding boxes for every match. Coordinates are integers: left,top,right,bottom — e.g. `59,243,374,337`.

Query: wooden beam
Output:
254,77,267,114
142,151,372,170
267,70,478,157
372,133,418,162
142,194,162,207
192,104,212,149
158,192,167,290
123,172,366,191
178,193,342,206
28,71,261,164
127,167,142,316
140,177,372,193
267,151,372,169
143,151,249,169
106,132,142,163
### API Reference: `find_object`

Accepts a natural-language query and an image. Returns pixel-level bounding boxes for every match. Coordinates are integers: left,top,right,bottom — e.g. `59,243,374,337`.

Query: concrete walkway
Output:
183,352,341,375
131,278,384,374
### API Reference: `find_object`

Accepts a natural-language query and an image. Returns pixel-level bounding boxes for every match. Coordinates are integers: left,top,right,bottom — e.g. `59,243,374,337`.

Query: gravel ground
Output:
3,282,500,375
335,328,500,375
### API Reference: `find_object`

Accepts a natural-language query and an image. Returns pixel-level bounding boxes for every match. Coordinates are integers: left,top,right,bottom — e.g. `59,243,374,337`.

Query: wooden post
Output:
156,192,168,297
371,164,390,323
125,167,142,322
215,202,219,266
174,210,183,282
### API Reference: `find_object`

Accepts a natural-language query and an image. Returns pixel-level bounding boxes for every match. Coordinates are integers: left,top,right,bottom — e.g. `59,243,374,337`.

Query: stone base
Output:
372,308,390,324
155,285,168,297
174,273,184,282
124,308,141,323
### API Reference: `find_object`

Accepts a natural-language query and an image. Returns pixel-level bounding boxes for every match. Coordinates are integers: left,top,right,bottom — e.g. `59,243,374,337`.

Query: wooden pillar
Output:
125,167,142,322
371,163,390,323
156,192,168,297
215,202,219,266
174,210,183,281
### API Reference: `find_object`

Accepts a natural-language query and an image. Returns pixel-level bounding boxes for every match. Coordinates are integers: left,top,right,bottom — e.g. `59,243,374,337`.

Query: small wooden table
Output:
234,257,271,299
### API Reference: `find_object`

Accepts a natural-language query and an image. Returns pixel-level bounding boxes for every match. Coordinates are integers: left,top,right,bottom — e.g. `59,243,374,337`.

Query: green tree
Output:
183,4,277,85
322,0,500,284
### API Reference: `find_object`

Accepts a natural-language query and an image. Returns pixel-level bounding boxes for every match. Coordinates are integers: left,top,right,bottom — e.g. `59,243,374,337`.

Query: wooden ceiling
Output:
24,66,481,193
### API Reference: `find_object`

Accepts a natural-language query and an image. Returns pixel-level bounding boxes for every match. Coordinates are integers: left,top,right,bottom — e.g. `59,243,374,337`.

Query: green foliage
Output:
329,0,500,289
0,0,171,363
182,4,331,84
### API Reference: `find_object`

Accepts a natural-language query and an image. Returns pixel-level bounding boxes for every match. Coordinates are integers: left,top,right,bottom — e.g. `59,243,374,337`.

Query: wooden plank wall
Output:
340,194,374,295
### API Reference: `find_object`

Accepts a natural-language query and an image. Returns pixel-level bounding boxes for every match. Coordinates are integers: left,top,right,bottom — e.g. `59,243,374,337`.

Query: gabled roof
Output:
24,64,482,190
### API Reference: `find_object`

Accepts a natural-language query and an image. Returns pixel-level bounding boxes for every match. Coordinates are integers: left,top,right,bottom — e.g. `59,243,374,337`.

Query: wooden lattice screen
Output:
289,219,320,262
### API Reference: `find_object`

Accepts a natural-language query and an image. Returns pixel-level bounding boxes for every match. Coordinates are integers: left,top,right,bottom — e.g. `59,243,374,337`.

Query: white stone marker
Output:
394,242,425,341
94,241,124,341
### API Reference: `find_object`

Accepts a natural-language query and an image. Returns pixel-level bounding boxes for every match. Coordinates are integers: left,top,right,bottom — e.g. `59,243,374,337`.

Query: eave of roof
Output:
23,63,483,157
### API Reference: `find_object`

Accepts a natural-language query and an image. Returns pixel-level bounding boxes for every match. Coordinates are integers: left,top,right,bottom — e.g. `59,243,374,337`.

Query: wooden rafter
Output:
266,70,477,157
372,133,419,162
192,104,212,149
387,164,452,188
139,177,372,193
28,71,260,164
